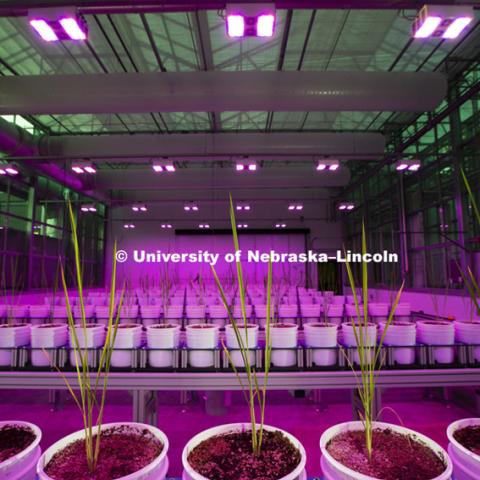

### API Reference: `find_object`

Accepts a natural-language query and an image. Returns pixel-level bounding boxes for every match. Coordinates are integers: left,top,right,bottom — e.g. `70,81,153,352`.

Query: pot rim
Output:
447,418,480,462
320,420,452,480
186,324,219,330
182,423,306,480
0,420,42,470
36,422,168,480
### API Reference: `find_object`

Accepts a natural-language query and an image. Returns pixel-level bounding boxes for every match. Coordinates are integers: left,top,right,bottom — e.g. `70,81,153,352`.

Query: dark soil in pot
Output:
326,428,446,480
188,429,301,480
0,424,36,462
453,425,480,455
44,425,163,480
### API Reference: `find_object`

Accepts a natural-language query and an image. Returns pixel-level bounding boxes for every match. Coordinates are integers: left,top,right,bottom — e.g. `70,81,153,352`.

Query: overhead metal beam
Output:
39,132,386,158
1,0,478,16
0,71,447,115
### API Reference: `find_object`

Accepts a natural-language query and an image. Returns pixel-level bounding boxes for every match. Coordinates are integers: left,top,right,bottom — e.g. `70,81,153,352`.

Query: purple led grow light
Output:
29,19,58,42
59,17,87,40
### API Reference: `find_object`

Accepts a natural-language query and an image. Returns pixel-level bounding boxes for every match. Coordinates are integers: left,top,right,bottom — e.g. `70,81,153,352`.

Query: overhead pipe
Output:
0,117,37,157
1,1,477,16
0,118,84,191
40,132,386,158
0,71,447,115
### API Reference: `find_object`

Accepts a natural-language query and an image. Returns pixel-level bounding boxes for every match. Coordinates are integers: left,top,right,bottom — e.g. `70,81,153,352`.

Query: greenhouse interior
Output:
0,1,480,479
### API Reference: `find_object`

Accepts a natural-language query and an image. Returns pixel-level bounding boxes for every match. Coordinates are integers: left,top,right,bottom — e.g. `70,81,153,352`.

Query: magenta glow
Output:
226,15,245,37
30,19,58,42
256,14,275,37
442,17,473,38
59,17,87,40
414,16,442,38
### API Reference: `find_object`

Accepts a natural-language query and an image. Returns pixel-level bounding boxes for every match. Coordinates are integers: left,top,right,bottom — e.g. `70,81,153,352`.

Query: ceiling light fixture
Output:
29,8,88,42
275,223,287,229
288,203,303,211
236,202,251,211
161,224,172,229
199,223,210,229
132,204,147,212
81,204,97,213
412,5,474,39
184,202,199,212
152,160,176,173
395,159,421,172
0,164,19,176
235,159,258,172
124,224,135,229
71,160,96,174
226,3,276,38
338,202,354,212
237,223,248,228
316,159,340,172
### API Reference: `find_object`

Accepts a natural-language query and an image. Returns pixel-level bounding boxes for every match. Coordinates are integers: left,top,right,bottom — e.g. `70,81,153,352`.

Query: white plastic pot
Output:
208,305,228,328
186,305,206,324
182,423,306,480
447,418,480,480
233,304,252,320
278,304,298,320
225,324,259,367
255,304,268,327
94,305,112,324
28,305,51,325
304,323,338,366
0,421,42,480
50,306,69,321
110,324,143,368
454,321,480,363
379,321,416,365
119,305,139,323
186,324,219,368
368,303,389,324
164,305,183,325
417,321,455,364
73,305,95,321
341,323,377,365
37,422,169,480
326,304,344,326
332,295,345,305
345,303,363,319
146,324,180,368
394,303,411,321
31,324,68,367
299,295,313,305
6,305,29,321
320,421,452,480
270,323,298,367
141,305,162,322
0,324,31,366
301,304,321,323
69,324,105,367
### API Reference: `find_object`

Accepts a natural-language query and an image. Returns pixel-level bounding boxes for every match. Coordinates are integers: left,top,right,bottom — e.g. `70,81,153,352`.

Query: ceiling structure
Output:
0,1,479,227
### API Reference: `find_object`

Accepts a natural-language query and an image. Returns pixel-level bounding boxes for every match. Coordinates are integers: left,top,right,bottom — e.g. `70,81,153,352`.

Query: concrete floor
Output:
0,388,471,477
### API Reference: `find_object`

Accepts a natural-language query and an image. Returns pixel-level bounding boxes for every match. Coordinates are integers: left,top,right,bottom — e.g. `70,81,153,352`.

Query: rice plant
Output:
459,170,480,316
54,201,125,473
344,222,404,459
210,195,273,456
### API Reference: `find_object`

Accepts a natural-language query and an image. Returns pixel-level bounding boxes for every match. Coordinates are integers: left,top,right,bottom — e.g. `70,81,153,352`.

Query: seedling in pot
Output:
343,222,404,459
47,201,125,475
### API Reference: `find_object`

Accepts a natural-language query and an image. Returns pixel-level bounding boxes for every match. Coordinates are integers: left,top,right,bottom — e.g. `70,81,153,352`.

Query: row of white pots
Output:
5,418,462,480
2,320,479,369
